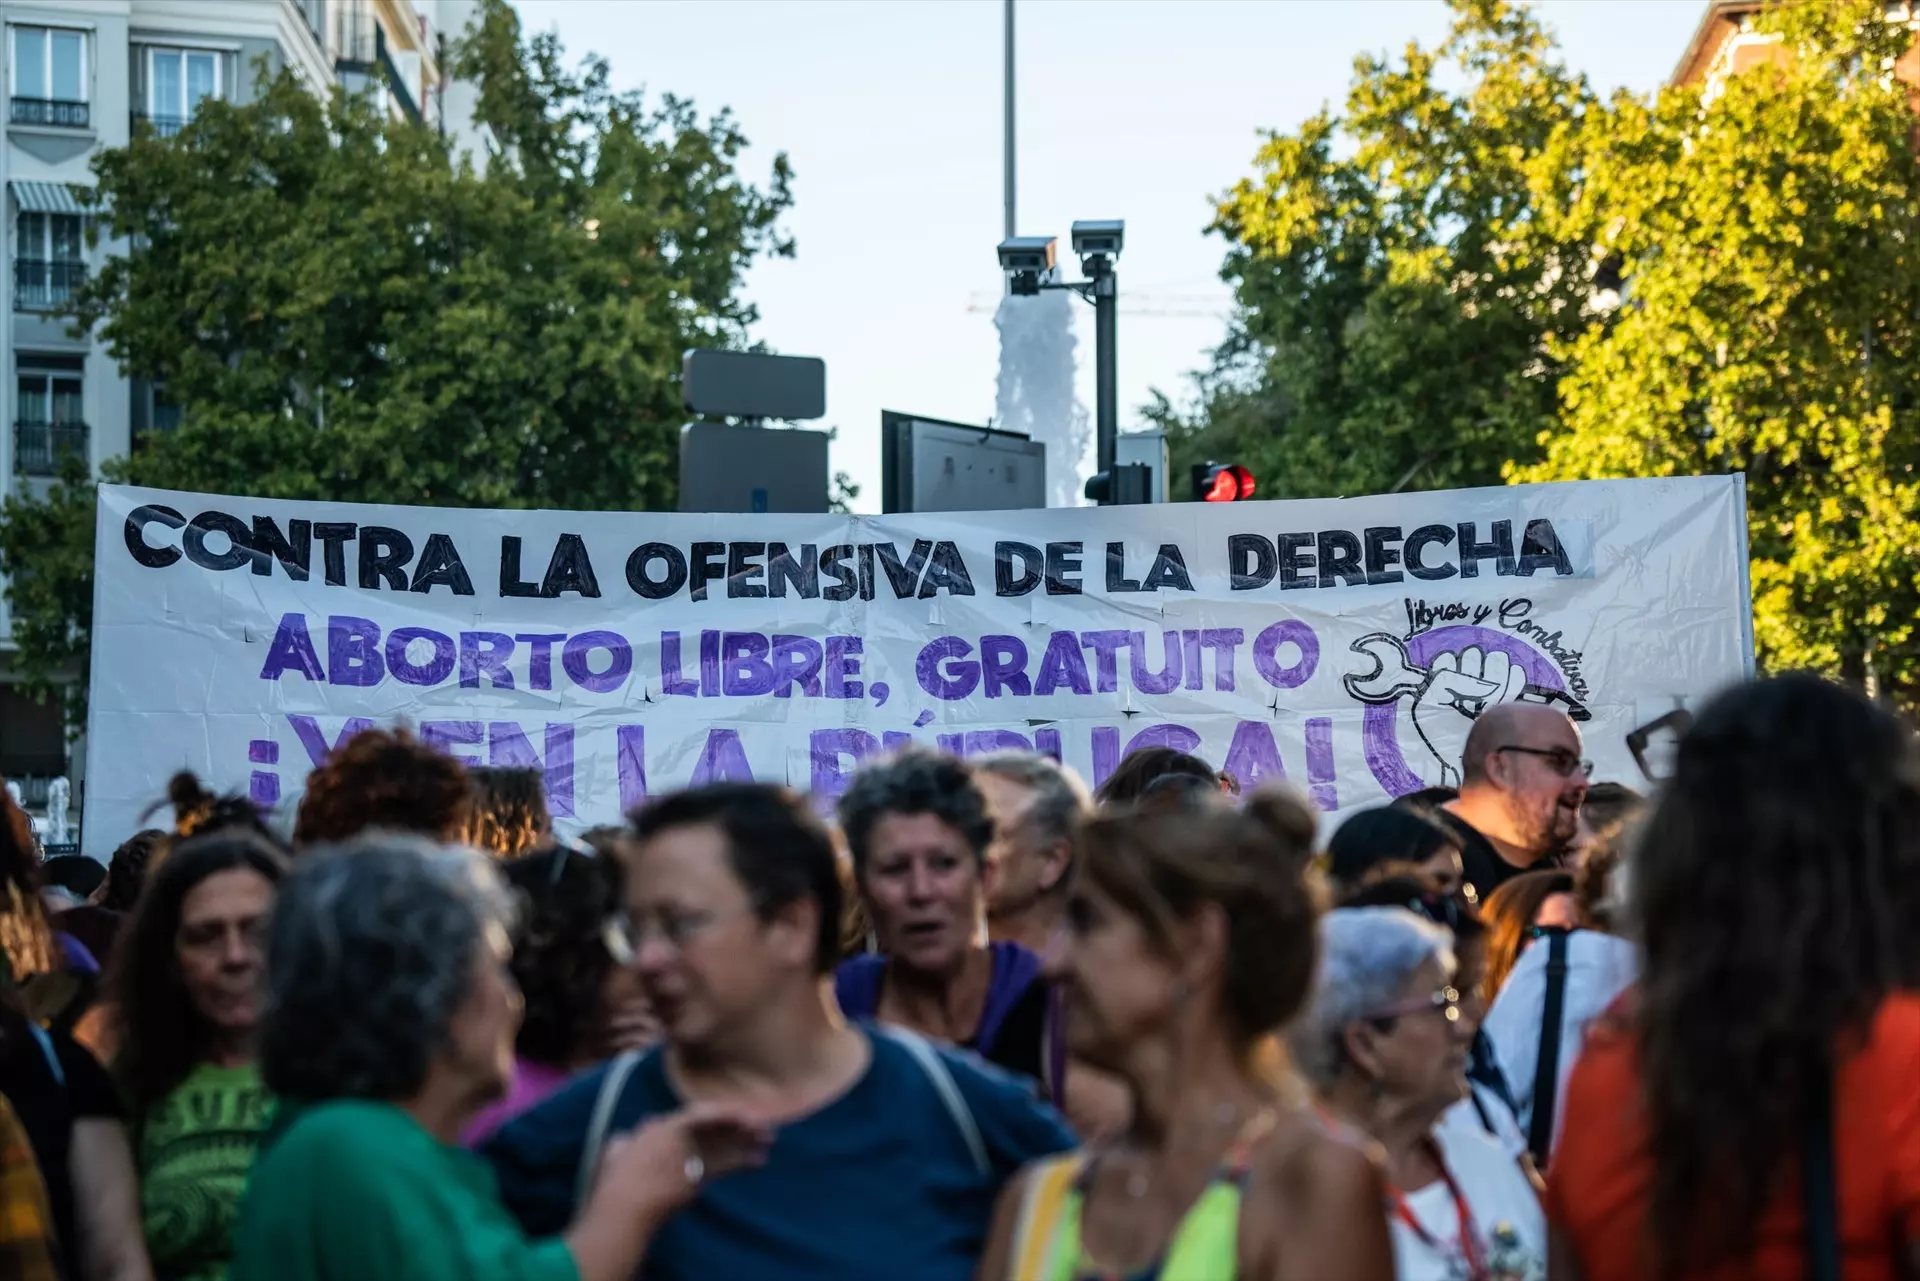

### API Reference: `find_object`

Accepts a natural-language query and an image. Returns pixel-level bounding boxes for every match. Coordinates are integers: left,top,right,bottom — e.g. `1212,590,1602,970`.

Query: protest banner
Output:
83,476,1751,851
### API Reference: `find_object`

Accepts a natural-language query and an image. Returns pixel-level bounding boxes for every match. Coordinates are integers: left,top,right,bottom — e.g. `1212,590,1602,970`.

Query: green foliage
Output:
1156,0,1605,500
0,0,792,717
1514,0,1920,703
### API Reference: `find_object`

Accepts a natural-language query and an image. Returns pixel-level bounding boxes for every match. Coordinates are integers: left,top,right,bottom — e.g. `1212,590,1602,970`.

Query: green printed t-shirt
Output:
139,1062,272,1281
230,1099,578,1281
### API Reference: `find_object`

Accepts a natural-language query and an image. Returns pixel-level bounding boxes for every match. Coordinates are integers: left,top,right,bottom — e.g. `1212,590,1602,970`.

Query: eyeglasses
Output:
619,902,759,956
1494,746,1593,779
1367,984,1463,1024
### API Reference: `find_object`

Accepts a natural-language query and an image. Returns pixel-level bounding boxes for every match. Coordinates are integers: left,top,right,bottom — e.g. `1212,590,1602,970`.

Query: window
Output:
9,25,88,127
15,364,86,476
14,211,83,310
145,47,221,135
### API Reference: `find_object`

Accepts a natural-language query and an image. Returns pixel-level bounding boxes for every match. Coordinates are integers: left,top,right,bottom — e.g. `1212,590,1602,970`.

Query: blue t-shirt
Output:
482,1026,1075,1281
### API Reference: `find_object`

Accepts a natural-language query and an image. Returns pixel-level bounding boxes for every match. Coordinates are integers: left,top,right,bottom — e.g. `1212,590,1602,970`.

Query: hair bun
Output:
168,771,212,816
1243,786,1317,855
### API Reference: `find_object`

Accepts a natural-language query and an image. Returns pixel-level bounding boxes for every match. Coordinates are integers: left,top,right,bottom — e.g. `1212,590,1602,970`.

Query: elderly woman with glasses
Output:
231,836,768,1281
1288,907,1547,1281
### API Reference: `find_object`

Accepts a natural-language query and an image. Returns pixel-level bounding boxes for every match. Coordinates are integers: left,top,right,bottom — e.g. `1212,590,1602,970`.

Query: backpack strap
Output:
572,1049,649,1212
1008,1155,1085,1281
1801,1065,1838,1281
1527,929,1571,1166
879,1026,990,1178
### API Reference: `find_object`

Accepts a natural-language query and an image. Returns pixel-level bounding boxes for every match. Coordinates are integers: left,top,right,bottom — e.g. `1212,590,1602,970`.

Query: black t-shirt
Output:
964,976,1049,1088
1438,810,1556,903
0,1010,124,1278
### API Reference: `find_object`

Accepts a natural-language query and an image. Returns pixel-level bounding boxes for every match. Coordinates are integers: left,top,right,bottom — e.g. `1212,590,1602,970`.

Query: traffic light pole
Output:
1093,264,1117,479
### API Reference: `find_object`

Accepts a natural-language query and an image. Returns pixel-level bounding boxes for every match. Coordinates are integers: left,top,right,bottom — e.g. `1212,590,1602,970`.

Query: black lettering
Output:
857,544,876,601
315,523,356,587
409,533,473,595
1405,525,1457,581
250,516,310,580
625,542,688,599
1142,544,1194,593
875,540,932,598
358,526,413,590
1457,520,1516,578
1363,526,1405,586
1316,530,1364,588
766,543,819,599
821,545,857,602
689,541,726,602
499,536,540,597
919,542,975,597
537,534,599,599
184,510,255,572
124,504,184,569
1106,542,1143,593
728,542,768,599
1277,533,1316,590
1045,541,1083,596
995,541,1043,597
1228,534,1275,590
1518,518,1575,577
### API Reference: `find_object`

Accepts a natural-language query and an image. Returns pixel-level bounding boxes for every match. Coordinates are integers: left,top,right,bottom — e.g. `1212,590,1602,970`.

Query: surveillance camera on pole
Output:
995,220,1136,506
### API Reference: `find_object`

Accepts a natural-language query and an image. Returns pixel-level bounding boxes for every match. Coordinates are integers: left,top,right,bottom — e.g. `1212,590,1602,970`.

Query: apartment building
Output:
1672,0,1920,98
0,0,486,833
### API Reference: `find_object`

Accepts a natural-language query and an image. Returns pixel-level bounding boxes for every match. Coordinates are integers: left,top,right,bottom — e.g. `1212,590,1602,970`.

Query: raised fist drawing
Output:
1345,634,1551,788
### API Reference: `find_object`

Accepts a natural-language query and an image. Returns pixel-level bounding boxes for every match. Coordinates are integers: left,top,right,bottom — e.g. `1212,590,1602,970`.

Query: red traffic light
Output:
1195,463,1256,502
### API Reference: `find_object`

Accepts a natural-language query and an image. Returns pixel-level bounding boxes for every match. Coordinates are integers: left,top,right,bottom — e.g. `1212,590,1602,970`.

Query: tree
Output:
1153,0,1607,501
1514,0,1920,704
0,0,793,719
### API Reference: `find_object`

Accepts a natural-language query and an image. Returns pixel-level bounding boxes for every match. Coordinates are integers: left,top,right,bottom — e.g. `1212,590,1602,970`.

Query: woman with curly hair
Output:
461,838,655,1146
1548,674,1920,1280
292,727,470,850
107,808,285,1281
463,769,552,861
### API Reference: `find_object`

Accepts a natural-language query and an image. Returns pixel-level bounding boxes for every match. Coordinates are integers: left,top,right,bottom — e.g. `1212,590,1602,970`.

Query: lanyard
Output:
1388,1144,1488,1281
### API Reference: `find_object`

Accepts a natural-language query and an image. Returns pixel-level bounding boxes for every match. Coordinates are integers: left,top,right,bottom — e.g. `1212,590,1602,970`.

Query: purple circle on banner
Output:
1360,625,1568,797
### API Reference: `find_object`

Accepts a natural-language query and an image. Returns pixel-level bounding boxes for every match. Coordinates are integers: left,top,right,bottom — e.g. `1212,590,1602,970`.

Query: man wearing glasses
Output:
1439,704,1591,900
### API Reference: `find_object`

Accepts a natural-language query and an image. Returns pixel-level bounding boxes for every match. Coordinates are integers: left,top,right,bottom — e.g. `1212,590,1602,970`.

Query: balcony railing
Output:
14,420,89,476
14,259,85,311
132,111,186,137
10,98,89,128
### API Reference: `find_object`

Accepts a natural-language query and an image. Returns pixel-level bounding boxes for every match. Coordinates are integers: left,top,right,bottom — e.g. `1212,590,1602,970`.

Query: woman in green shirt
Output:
107,780,288,1281
231,835,768,1281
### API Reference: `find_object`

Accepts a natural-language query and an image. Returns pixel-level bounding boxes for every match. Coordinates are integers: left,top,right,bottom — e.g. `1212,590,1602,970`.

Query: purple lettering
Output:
1199,628,1244,692
720,632,776,697
420,720,485,766
617,725,647,810
1223,720,1286,790
980,635,1030,698
460,632,515,690
1080,630,1129,693
692,729,753,785
515,633,564,691
327,615,384,687
260,612,324,681
916,636,979,701
700,629,720,698
1125,724,1203,758
1305,716,1337,810
963,730,1031,755
660,631,699,696
1034,630,1092,696
1181,630,1204,691
1253,620,1320,689
287,714,375,767
1128,630,1181,695
810,728,879,806
769,635,823,698
824,635,864,700
487,722,575,819
563,630,633,694
386,627,456,686
1034,727,1063,761
1091,726,1122,789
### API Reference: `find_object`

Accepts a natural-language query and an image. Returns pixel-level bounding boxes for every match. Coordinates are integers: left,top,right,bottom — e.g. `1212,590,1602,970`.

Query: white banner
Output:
83,477,1751,852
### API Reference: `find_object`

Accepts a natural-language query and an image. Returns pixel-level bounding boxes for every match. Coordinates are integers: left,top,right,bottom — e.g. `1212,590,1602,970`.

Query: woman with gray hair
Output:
1289,907,1547,1281
228,836,769,1281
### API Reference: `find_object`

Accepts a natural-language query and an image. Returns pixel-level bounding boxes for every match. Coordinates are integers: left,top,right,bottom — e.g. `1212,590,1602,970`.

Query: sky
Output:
512,0,1709,512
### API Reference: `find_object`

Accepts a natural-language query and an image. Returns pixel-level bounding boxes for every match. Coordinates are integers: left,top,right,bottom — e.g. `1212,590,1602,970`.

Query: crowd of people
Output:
0,670,1916,1280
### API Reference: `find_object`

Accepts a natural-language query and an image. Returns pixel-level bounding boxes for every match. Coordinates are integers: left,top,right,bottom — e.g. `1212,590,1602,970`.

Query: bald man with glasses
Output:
1439,704,1592,901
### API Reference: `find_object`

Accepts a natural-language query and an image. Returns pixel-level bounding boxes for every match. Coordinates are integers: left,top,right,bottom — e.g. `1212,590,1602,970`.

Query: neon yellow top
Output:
1006,1111,1275,1281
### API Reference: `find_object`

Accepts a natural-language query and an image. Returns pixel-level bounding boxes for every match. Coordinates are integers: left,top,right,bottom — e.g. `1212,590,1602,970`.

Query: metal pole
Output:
1003,0,1016,243
1094,269,1117,477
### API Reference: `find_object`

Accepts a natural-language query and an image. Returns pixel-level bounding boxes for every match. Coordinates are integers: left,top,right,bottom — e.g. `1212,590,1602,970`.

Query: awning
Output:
9,180,86,215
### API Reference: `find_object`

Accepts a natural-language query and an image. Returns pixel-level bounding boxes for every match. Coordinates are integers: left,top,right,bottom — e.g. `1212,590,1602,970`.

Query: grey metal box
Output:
678,421,831,513
881,412,1046,513
682,350,827,421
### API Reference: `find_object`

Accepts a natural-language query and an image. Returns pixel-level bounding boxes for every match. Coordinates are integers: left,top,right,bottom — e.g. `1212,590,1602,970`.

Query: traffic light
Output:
1084,463,1152,506
1192,462,1256,502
